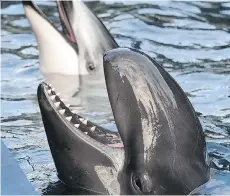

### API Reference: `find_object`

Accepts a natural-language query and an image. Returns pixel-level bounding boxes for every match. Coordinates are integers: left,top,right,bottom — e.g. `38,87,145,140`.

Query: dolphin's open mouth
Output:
41,82,123,147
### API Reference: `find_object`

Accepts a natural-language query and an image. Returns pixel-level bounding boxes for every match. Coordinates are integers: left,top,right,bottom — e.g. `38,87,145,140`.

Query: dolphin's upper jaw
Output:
40,82,123,147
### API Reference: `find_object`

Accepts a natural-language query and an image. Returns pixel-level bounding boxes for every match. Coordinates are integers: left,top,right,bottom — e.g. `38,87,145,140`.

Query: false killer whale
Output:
37,48,209,195
23,1,210,194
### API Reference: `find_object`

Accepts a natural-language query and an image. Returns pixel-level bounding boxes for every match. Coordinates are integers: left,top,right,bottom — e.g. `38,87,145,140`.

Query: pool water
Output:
1,1,230,194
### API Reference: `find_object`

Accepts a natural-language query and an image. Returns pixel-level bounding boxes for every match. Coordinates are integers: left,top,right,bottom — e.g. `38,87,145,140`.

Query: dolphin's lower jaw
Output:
37,83,124,194
38,83,122,146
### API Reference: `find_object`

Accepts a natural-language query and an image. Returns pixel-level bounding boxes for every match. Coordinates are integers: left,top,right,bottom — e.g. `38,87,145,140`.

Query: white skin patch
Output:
118,57,178,162
24,6,79,76
94,165,120,195
142,120,161,162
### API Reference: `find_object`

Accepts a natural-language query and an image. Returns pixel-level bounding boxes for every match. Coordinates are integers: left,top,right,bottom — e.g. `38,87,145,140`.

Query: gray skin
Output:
57,0,118,75
37,48,210,195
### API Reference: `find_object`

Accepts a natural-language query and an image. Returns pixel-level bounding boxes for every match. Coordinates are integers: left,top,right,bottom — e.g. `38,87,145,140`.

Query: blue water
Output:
1,1,230,194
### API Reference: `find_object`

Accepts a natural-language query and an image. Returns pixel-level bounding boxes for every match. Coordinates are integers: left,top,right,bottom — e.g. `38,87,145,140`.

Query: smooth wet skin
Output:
103,48,210,194
37,47,210,195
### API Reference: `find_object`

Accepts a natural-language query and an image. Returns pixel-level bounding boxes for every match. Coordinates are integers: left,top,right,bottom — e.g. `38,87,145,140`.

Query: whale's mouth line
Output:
42,82,123,147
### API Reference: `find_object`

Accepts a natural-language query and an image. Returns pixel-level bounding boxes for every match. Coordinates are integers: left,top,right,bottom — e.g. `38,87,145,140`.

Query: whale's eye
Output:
131,173,153,194
132,174,143,193
87,62,95,71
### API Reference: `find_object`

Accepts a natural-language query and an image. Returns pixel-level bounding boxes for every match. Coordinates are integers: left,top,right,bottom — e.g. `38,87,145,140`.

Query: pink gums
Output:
108,143,124,148
57,1,76,43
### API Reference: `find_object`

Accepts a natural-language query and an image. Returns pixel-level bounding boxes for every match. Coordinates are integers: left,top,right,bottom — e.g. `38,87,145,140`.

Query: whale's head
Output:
37,48,209,195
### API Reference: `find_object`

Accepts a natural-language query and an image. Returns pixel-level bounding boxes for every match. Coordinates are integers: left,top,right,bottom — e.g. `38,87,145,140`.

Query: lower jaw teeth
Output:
74,124,80,128
59,109,65,115
54,102,60,107
50,95,56,100
66,116,72,121
46,84,97,138
79,118,87,125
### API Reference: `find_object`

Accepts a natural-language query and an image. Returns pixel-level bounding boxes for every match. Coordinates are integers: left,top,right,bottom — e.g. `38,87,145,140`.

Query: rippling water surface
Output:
1,1,230,194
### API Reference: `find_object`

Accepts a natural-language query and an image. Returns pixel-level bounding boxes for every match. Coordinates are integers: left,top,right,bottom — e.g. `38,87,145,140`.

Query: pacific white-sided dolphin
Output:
23,0,118,97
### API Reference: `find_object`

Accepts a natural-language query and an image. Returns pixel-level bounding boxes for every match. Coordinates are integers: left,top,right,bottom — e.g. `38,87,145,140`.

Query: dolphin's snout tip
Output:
22,0,33,7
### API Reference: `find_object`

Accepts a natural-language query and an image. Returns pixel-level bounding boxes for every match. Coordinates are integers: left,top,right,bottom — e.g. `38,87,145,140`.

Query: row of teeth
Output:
46,85,96,135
